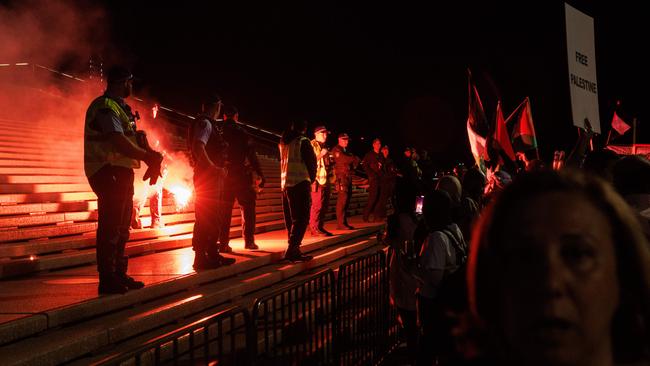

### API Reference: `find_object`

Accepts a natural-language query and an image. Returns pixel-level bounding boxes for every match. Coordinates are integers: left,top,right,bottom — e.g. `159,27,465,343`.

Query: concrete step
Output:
0,207,369,279
0,217,284,278
0,191,95,204
0,183,90,194
0,175,88,184
0,201,98,217
0,167,83,176
75,244,384,366
0,160,82,168
0,185,292,206
0,189,366,229
0,139,81,151
0,122,83,136
0,225,383,365
0,132,81,142
0,209,285,243
0,202,366,263
0,193,285,217
0,146,80,157
1,238,381,365
0,151,81,162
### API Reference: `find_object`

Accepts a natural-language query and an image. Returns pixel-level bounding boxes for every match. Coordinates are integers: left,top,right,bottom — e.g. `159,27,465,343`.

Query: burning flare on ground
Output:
169,184,192,210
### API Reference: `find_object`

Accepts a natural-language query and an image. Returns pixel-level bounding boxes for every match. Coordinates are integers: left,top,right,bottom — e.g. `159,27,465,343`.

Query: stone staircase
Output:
0,116,371,278
0,115,384,365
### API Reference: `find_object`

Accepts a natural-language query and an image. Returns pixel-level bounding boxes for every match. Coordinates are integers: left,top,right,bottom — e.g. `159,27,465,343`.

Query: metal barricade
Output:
92,306,253,366
251,270,337,365
336,251,391,365
92,253,402,366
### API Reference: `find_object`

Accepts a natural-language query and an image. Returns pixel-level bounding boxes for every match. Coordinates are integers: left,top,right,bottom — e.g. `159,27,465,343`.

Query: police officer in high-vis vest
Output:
279,120,317,262
309,125,334,237
84,66,164,294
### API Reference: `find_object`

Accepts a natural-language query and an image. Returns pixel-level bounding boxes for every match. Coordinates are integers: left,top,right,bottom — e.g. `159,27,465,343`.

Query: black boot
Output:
284,245,313,262
219,243,234,253
310,227,327,237
318,227,334,236
116,257,144,290
244,241,260,250
193,250,235,271
98,272,128,294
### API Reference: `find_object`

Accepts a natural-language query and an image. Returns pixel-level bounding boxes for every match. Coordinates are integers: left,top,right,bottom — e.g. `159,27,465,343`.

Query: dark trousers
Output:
309,182,330,231
416,295,444,366
282,180,311,250
336,177,352,226
363,177,382,220
397,307,419,366
192,171,223,256
376,179,395,219
88,165,134,278
219,174,257,245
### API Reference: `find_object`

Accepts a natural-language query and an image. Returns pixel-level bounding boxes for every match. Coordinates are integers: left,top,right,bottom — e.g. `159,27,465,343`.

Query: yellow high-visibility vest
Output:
84,96,140,178
279,136,310,190
311,139,328,186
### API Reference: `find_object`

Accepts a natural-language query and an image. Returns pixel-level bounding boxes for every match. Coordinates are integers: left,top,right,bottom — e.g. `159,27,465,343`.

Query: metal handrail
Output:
91,305,253,366
1,62,281,144
251,269,338,365
337,250,392,365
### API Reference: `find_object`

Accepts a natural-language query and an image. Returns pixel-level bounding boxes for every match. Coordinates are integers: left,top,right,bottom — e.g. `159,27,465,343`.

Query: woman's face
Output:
495,191,619,365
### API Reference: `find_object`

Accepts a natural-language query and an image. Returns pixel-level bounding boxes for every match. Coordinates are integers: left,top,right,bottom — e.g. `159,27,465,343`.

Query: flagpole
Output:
632,117,637,146
605,129,612,146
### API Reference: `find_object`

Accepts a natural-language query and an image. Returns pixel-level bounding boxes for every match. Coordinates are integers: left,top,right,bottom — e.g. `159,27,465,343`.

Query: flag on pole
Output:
611,111,631,135
491,101,516,162
467,70,490,163
506,97,538,152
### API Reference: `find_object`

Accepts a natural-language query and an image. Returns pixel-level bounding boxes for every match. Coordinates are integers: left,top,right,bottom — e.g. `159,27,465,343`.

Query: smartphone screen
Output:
415,195,424,214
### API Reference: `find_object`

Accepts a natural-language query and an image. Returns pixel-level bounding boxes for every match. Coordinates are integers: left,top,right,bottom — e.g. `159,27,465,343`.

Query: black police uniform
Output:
332,145,358,229
190,115,232,268
217,118,264,250
362,150,385,221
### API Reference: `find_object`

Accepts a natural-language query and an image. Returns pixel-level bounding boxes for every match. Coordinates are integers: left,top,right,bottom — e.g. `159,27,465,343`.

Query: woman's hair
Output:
467,169,650,361
422,190,453,232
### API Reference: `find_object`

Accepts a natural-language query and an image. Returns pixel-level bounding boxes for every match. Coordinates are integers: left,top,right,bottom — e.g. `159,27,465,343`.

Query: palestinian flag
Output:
467,70,490,163
611,111,631,135
491,101,516,162
506,97,538,152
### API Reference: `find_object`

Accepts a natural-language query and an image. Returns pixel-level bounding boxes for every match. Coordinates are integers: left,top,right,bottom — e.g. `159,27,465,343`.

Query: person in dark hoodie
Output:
415,190,467,365
279,120,317,262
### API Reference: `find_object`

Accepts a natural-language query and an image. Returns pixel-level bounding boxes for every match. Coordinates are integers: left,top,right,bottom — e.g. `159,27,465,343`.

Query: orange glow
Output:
29,255,36,261
152,104,159,119
169,184,192,209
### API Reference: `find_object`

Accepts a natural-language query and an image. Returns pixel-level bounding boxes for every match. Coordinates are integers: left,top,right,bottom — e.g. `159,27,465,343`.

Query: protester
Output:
467,170,650,366
414,190,467,366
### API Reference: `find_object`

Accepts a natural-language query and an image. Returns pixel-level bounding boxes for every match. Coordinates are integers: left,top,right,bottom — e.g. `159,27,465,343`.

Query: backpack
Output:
440,227,467,269
437,227,468,311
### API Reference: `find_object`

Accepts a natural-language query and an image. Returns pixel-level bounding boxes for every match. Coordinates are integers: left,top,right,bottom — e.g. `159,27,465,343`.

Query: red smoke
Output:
0,1,195,214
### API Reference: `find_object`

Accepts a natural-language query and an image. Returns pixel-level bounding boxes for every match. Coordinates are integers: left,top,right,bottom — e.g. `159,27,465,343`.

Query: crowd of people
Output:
384,135,650,365
83,65,649,365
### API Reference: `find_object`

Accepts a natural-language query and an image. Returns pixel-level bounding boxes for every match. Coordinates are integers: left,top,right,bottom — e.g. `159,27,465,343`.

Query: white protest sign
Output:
565,3,601,133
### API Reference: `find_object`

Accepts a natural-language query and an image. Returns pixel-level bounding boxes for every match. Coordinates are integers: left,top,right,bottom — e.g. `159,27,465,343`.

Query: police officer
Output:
362,138,385,222
189,95,236,270
217,105,265,252
332,133,359,230
309,125,334,237
279,120,316,262
84,65,163,294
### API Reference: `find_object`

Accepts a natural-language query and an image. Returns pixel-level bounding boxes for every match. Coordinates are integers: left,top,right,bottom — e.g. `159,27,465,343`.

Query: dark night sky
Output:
103,1,647,167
